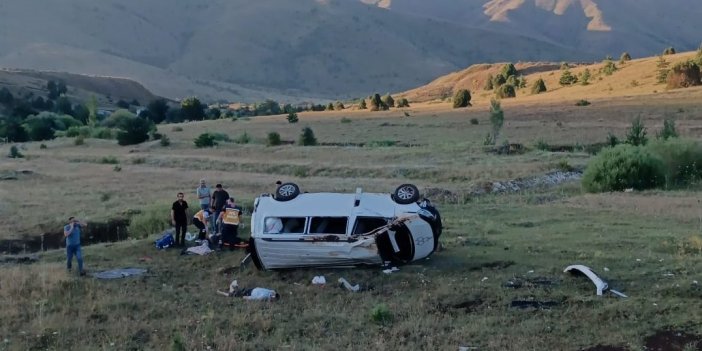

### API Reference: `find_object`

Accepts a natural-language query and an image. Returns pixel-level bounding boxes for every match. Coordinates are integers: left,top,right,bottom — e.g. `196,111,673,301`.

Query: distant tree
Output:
266,132,282,146
495,84,516,99
493,74,507,87
334,101,345,110
396,98,410,108
0,116,28,142
452,89,472,108
116,115,153,146
620,52,632,63
130,99,140,106
358,99,367,110
501,63,518,79
506,75,518,87
663,47,676,55
72,104,90,124
181,97,205,120
287,111,299,123
208,108,222,120
483,74,494,91
254,100,282,115
86,95,98,127
369,94,388,111
382,94,395,108
57,81,67,96
47,80,58,100
298,126,317,146
666,61,701,89
165,108,184,123
23,112,61,141
656,56,671,84
560,62,570,70
517,75,527,89
486,99,504,146
531,78,547,94
657,119,678,140
580,68,591,85
0,87,13,105
103,109,138,129
54,96,73,116
12,101,38,119
601,59,617,76
147,99,169,124
31,96,48,110
626,117,648,146
559,69,578,86
194,133,216,148
116,100,130,109
326,103,334,111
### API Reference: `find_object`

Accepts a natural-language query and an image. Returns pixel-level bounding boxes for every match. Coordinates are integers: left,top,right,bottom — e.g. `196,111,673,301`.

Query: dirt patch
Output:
644,330,702,351
510,300,559,310
0,217,130,254
580,345,628,351
469,260,515,271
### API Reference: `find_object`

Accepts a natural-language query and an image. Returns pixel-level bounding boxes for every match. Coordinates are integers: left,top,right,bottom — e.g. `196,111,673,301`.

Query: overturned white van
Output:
247,183,442,270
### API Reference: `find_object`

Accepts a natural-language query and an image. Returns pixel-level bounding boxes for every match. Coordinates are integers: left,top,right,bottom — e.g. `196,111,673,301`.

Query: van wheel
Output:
393,184,420,204
275,182,300,201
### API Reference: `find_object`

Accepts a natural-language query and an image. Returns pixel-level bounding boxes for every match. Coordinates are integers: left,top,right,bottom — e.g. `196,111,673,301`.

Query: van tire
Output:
393,184,420,204
275,182,300,201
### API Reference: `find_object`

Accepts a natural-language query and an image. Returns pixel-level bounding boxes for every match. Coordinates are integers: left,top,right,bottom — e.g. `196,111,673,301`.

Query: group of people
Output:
171,179,246,250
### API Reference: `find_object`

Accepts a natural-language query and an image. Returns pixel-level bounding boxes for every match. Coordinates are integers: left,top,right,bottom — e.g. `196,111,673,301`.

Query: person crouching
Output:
218,198,246,250
192,208,211,240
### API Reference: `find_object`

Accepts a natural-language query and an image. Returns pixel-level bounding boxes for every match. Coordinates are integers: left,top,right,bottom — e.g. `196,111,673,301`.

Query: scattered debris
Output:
510,300,559,310
338,277,360,292
382,267,399,274
469,260,515,271
92,268,147,279
183,241,213,256
603,267,610,272
481,277,489,282
564,264,627,298
312,276,326,285
217,280,279,300
0,254,39,264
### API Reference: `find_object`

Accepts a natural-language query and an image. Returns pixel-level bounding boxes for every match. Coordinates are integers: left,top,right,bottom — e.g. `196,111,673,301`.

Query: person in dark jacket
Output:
171,192,189,246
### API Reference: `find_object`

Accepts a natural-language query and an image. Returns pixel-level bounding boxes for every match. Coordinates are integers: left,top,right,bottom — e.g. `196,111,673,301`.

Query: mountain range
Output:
0,0,699,102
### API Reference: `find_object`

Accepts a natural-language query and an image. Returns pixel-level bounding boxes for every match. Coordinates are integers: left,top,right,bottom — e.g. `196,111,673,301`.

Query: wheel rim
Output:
278,185,296,197
397,186,415,200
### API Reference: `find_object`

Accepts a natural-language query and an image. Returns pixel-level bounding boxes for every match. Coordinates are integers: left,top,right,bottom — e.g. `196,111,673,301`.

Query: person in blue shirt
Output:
63,216,88,276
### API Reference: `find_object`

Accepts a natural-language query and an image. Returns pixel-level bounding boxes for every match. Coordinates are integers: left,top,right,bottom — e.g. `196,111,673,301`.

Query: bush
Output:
334,101,345,110
287,111,299,123
266,132,282,146
663,47,676,55
657,119,678,140
113,165,122,172
626,117,648,146
559,69,578,86
606,133,619,147
656,56,671,84
582,144,665,192
326,103,334,111
298,127,317,146
340,117,352,124
382,94,395,108
116,116,152,146
211,133,231,142
531,78,547,94
580,68,591,85
470,118,479,125
534,139,550,151
575,99,591,106
74,136,85,145
66,126,91,138
370,304,392,325
160,135,171,147
648,139,702,187
39,143,47,149
483,74,494,90
172,126,183,132
358,99,367,110
666,61,701,89
396,98,410,108
91,127,114,140
100,156,119,164
486,99,504,146
194,133,217,148
234,132,251,144
369,94,388,111
8,145,23,158
495,84,516,99
620,52,632,63
601,59,617,76
452,89,472,108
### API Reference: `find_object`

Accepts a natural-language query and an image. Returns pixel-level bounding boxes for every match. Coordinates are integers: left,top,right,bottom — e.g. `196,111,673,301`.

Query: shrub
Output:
368,140,397,147
234,132,251,144
580,68,591,85
334,101,345,110
382,94,395,108
113,165,122,172
531,78,547,94
485,99,504,146
492,74,506,87
211,133,231,142
74,136,85,145
666,61,701,89
194,133,217,148
287,111,299,123
172,126,183,132
582,144,664,192
369,94,388,111
39,143,47,149
370,304,392,325
100,156,119,164
663,47,676,55
91,127,114,140
470,118,479,125
626,117,648,146
66,126,91,138
452,89,472,108
606,132,619,147
534,139,550,151
656,56,670,84
559,69,578,86
298,127,317,146
266,132,281,146
483,74,494,91
557,159,575,172
160,135,171,147
396,98,410,108
358,99,367,110
340,117,352,124
8,145,23,158
326,103,334,111
657,119,678,140
575,99,591,106
601,59,617,76
620,52,632,63
116,116,152,146
495,84,516,99
648,139,702,187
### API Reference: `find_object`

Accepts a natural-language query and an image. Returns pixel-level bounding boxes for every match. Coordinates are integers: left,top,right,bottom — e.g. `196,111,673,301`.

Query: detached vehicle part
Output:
564,264,627,298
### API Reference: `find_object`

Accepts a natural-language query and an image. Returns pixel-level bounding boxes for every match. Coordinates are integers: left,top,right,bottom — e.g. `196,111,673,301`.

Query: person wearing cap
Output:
63,216,88,276
217,197,245,249
211,183,230,233
192,208,211,240
196,179,211,212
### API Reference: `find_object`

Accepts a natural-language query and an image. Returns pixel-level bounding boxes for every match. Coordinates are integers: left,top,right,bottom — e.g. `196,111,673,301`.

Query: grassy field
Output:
1,91,702,350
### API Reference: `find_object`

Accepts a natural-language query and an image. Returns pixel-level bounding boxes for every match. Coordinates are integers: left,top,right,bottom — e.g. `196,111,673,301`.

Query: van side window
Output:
277,217,306,234
353,217,389,235
309,217,348,235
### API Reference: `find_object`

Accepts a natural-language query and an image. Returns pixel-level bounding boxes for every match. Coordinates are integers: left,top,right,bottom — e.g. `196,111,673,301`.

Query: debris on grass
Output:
92,268,147,279
564,264,628,298
510,300,559,310
312,276,326,285
338,277,360,292
0,254,39,264
643,330,702,351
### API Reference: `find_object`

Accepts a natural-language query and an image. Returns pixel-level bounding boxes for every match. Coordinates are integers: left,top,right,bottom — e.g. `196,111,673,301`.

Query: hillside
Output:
400,51,702,104
0,69,160,107
0,0,595,102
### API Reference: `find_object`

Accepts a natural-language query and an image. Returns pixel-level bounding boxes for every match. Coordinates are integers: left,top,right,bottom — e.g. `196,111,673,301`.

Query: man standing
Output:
63,216,87,276
171,192,189,247
196,179,211,211
211,184,230,233
218,197,246,249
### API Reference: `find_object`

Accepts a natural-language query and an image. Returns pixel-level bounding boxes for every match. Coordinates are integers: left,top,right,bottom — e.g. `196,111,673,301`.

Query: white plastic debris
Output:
527,270,534,274
229,280,238,294
693,280,699,285
636,259,642,262
603,267,610,272
382,267,399,274
564,264,608,296
481,277,489,282
312,276,326,285
338,277,360,292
